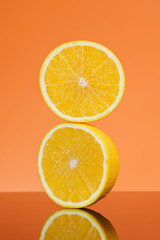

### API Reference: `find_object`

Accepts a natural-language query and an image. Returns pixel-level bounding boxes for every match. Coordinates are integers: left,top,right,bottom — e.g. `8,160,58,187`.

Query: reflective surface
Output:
1,192,160,239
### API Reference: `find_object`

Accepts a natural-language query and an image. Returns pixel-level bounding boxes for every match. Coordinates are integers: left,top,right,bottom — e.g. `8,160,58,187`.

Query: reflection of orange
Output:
39,41,125,122
40,209,119,240
38,123,119,208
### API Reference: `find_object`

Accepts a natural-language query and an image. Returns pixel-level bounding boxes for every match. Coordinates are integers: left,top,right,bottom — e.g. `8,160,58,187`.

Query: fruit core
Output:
69,159,77,169
79,78,87,87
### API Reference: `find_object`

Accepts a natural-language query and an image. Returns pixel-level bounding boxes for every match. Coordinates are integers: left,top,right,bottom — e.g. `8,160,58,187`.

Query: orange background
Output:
1,0,160,192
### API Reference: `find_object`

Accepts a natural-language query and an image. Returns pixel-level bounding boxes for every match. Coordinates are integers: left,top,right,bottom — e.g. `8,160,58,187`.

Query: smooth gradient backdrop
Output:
1,0,160,191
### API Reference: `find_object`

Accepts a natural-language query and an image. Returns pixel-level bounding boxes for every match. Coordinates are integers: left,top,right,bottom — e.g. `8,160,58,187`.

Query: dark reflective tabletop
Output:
1,192,160,239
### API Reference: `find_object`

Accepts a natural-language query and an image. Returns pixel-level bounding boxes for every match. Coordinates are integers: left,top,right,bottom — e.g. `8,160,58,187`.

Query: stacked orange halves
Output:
38,41,125,208
38,41,125,207
38,41,125,239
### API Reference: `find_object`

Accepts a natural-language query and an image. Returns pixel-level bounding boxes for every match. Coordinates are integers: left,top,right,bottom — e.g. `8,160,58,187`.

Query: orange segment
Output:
39,209,119,240
40,41,125,122
60,45,84,76
38,123,119,208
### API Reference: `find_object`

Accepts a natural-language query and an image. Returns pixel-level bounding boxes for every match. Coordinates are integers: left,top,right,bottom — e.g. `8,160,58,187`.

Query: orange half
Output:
39,41,125,122
38,123,119,208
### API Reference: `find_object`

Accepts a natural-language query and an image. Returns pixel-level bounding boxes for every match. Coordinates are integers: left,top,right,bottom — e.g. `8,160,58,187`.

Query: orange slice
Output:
39,209,119,240
38,123,119,208
39,41,125,122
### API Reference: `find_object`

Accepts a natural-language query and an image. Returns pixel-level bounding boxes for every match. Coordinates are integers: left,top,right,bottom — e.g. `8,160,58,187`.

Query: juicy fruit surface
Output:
40,126,103,203
40,209,119,240
40,41,125,121
38,123,119,208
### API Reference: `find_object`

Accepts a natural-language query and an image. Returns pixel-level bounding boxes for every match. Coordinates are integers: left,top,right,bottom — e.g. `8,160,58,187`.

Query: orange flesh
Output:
41,127,104,203
44,214,101,240
44,45,120,117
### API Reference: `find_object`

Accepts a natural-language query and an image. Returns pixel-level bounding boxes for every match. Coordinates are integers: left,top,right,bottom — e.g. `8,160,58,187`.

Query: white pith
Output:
40,41,125,122
69,159,77,169
38,123,107,208
39,209,106,240
79,77,88,87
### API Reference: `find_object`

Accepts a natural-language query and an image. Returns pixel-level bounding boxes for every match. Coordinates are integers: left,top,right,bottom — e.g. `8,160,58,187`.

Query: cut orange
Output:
40,41,125,122
39,209,119,240
38,123,119,208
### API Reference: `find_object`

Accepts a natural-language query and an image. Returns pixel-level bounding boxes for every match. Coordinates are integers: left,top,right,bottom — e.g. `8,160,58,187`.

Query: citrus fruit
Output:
39,209,119,240
38,123,119,208
39,41,125,122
